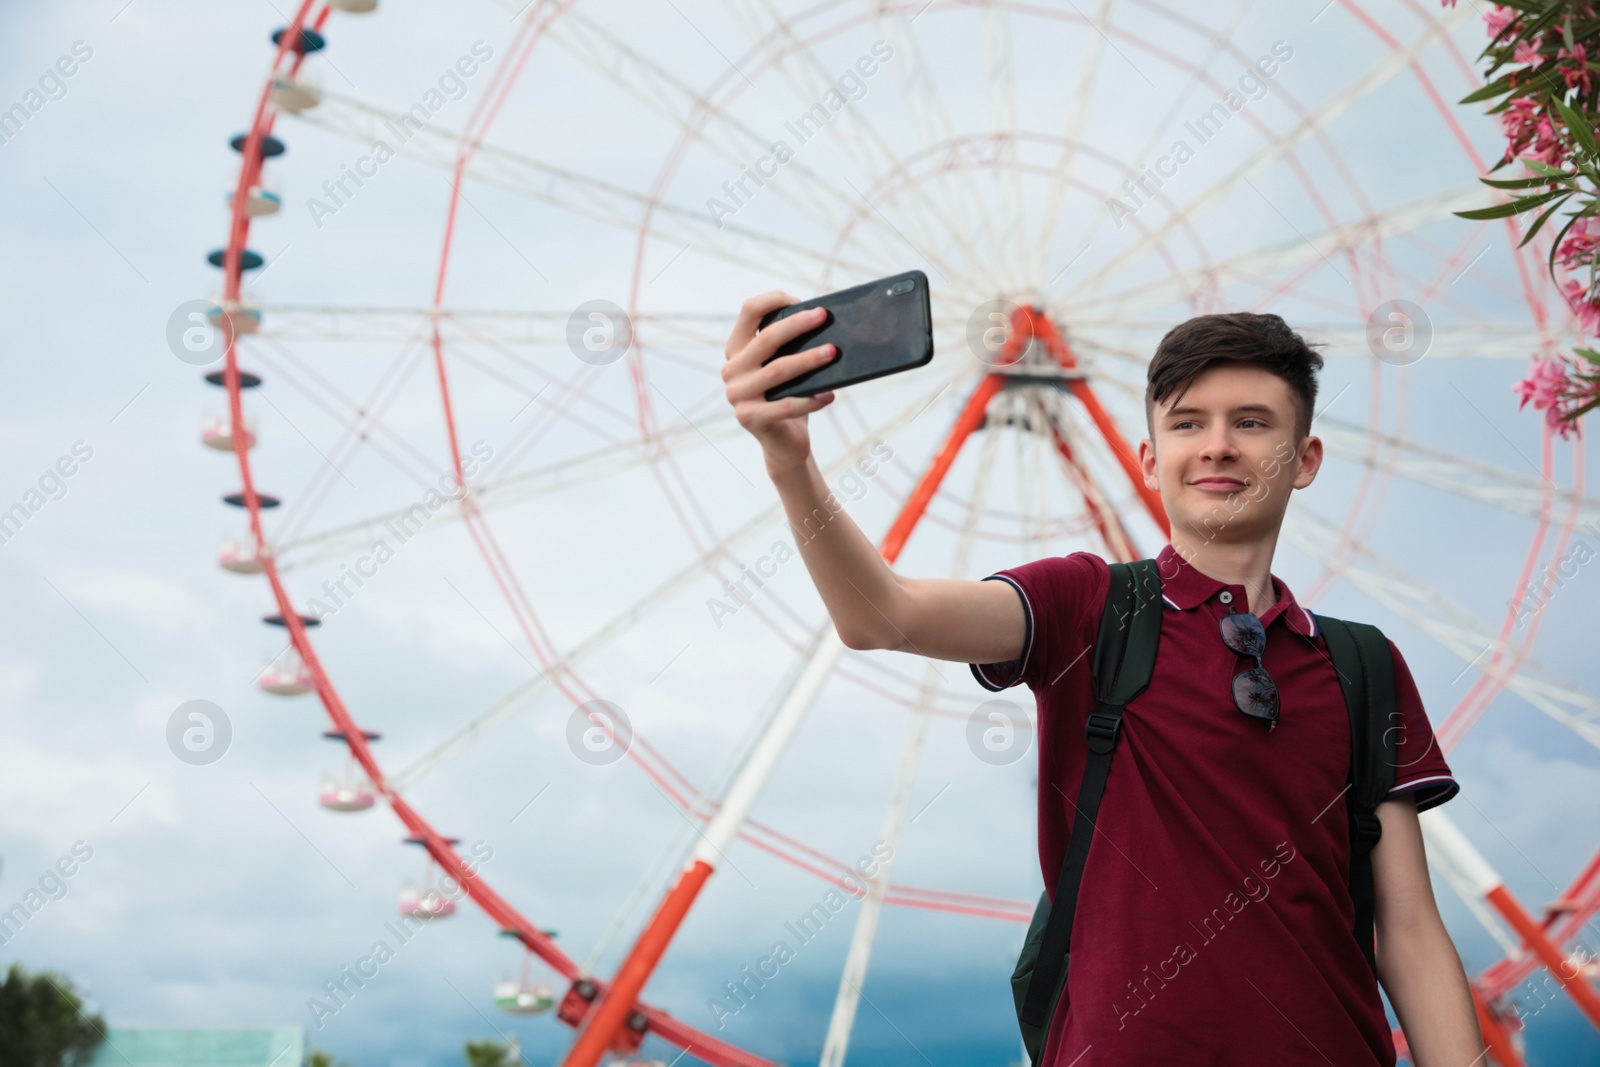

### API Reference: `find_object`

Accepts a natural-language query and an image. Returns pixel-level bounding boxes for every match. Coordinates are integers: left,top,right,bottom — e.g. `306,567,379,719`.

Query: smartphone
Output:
758,270,933,402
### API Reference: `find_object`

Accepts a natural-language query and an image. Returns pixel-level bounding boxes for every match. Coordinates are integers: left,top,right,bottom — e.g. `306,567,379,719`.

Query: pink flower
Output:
1516,109,1580,167
1556,216,1600,269
1559,278,1600,333
1545,402,1579,439
1514,39,1542,66
1501,96,1540,157
1525,133,1568,168
1484,6,1515,38
1558,43,1595,92
1514,356,1581,439
1514,356,1567,412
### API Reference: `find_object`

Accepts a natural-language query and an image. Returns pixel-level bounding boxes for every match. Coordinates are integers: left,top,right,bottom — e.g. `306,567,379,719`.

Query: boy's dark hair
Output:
1145,312,1325,443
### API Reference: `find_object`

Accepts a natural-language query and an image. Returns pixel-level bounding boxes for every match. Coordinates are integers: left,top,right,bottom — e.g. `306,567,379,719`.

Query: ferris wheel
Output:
199,1,1600,1064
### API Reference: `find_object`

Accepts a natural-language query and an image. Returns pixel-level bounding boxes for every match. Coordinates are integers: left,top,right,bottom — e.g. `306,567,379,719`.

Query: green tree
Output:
463,1038,516,1067
0,963,107,1067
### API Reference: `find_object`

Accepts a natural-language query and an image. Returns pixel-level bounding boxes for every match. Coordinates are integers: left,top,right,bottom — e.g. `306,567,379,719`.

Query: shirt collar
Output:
1154,543,1319,639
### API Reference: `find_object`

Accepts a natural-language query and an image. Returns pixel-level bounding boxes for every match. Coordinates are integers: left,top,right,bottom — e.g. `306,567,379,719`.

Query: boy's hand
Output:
723,291,840,474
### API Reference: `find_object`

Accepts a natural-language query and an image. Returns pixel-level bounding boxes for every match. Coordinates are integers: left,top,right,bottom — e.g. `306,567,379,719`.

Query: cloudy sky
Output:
2,1,1598,1065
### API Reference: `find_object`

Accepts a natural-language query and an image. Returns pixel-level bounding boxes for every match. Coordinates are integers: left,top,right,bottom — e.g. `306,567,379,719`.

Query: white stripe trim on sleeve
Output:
972,574,1033,690
1387,773,1457,796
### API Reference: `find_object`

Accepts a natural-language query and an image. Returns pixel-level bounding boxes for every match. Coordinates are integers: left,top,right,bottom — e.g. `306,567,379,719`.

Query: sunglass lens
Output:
1233,667,1279,723
1219,612,1266,657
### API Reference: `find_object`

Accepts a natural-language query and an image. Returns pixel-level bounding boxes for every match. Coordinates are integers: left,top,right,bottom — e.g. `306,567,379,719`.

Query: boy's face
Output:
1138,363,1323,547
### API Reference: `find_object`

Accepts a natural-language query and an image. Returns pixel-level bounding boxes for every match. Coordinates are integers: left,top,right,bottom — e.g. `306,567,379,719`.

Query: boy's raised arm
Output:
724,291,1025,665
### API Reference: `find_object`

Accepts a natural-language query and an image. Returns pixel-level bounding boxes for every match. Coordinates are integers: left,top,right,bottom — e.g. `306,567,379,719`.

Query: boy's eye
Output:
1240,418,1264,428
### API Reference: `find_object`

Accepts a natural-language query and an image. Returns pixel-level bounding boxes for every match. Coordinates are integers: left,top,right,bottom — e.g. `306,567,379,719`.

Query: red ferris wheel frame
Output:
208,3,1600,1065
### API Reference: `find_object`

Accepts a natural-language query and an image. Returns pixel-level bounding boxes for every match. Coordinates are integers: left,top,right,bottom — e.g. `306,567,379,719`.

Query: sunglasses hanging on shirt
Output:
1219,608,1280,730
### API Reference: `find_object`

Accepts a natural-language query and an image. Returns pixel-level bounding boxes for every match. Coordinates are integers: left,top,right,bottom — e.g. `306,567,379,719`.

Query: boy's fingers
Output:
788,391,834,414
725,343,835,404
726,291,795,358
730,295,831,375
738,388,835,435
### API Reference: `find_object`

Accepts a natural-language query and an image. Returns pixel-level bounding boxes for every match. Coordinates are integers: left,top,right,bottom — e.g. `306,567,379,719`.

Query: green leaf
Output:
1521,196,1572,246
1480,174,1564,189
1461,72,1520,105
1573,347,1600,364
1456,188,1570,220
1523,158,1573,178
1546,211,1584,283
1458,204,1523,221
1528,6,1571,45
1480,174,1567,189
1554,96,1599,158
1565,394,1600,419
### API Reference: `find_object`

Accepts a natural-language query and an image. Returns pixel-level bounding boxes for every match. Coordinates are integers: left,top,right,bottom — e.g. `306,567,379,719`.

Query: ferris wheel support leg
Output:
817,686,933,1067
1044,404,1139,563
1470,984,1527,1067
1021,308,1170,538
1422,810,1600,1031
563,375,1011,1066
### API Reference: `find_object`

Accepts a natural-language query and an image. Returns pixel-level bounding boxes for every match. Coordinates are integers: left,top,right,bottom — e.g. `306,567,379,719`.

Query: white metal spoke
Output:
818,385,1006,1066
1064,3,1475,304
386,363,976,788
1055,185,1493,323
288,90,883,284
545,9,911,269
274,411,742,568
711,0,984,286
983,0,1028,294
1283,508,1600,752
1030,0,1258,286
1074,326,1561,365
1424,819,1527,960
858,0,1006,289
1318,416,1600,524
258,305,736,351
1027,0,1115,289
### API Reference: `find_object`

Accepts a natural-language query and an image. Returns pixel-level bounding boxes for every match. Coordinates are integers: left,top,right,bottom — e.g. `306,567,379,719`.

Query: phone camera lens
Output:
887,279,914,296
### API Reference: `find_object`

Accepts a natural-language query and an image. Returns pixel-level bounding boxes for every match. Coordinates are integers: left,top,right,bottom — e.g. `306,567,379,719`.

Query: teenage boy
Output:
721,294,1485,1066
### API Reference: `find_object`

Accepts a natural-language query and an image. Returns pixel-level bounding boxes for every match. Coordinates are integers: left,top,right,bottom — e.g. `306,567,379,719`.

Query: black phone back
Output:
758,270,932,401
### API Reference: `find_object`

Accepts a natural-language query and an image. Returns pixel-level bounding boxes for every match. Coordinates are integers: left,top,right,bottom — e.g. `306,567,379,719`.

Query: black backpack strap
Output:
1319,616,1398,977
1018,558,1161,1031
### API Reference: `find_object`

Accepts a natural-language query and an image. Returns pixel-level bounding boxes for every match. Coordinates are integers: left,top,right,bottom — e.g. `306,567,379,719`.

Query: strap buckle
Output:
1350,810,1383,850
1085,709,1122,754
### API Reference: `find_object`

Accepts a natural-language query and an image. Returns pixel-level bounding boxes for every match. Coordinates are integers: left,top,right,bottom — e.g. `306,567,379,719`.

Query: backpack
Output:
1009,558,1398,1063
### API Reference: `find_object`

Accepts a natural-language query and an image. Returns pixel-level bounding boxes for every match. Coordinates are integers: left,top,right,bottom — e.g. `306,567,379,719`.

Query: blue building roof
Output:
83,1028,303,1067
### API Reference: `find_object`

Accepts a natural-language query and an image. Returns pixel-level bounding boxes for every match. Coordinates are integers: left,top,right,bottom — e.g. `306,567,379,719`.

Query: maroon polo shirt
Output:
971,543,1457,1067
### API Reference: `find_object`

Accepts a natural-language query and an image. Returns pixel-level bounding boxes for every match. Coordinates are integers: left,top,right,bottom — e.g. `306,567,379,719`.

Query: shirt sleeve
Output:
1383,638,1459,813
968,551,1107,693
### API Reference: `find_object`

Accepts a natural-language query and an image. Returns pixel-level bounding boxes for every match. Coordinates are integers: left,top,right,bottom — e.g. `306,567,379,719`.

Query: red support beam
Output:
1046,414,1139,563
879,373,1007,563
1487,884,1600,1030
564,305,1174,1063
1472,985,1527,1067
1023,308,1170,538
563,368,1013,1065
